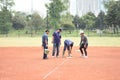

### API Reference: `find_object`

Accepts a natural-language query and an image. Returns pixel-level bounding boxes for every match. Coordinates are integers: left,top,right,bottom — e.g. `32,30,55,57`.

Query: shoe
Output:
67,56,72,58
43,57,48,60
52,56,55,57
56,56,59,58
84,56,88,58
62,55,65,58
80,54,84,57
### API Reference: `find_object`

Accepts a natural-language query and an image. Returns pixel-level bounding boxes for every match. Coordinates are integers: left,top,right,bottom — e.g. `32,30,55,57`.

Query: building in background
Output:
76,0,107,16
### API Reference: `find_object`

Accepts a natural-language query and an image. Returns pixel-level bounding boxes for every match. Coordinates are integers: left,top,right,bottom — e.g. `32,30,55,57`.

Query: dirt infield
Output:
0,47,120,80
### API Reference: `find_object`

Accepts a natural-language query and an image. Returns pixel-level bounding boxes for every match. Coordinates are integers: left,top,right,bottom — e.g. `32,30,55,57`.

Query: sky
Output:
12,0,76,17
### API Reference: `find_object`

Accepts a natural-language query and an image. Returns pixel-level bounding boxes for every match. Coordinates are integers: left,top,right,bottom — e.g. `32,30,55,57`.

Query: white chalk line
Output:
43,59,67,79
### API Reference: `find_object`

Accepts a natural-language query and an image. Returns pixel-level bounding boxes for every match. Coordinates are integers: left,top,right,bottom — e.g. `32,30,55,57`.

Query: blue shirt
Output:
52,31,61,43
42,33,48,44
64,39,73,46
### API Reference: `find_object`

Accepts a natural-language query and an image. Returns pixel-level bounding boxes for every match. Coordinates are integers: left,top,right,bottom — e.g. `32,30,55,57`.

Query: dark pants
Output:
52,43,60,57
42,44,48,59
80,43,88,56
63,43,73,56
63,43,73,51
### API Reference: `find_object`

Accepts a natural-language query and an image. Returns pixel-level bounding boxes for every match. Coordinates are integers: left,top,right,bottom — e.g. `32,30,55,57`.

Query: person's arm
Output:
52,32,54,43
59,34,61,45
60,39,61,45
80,37,82,46
44,36,48,46
45,39,48,45
84,36,88,48
52,36,54,43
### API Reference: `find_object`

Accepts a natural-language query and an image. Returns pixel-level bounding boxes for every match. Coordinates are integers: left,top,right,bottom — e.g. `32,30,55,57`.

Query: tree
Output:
105,0,120,34
82,12,96,30
45,0,66,29
12,12,26,30
0,0,14,35
95,11,106,30
72,15,80,29
61,23,74,34
61,13,74,26
0,9,12,34
31,12,45,33
0,7,12,34
78,17,86,29
0,0,14,10
62,0,70,14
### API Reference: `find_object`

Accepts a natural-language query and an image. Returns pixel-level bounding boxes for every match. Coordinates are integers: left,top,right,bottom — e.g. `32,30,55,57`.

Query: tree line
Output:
0,0,120,36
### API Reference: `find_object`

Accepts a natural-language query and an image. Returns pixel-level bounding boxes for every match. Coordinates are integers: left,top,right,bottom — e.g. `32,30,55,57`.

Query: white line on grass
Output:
43,59,67,79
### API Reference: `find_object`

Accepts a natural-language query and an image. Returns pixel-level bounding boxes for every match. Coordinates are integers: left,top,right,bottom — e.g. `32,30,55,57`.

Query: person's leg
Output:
56,43,60,57
63,43,67,57
52,43,56,56
80,44,84,56
84,44,88,56
43,44,48,59
67,46,70,57
69,44,73,57
84,48,87,56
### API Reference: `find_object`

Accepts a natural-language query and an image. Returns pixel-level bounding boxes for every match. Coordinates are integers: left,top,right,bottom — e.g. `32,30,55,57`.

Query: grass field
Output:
0,37,120,47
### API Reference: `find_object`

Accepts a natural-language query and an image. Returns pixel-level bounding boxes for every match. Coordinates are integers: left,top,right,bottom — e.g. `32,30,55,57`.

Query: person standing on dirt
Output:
79,31,88,58
62,39,74,58
42,30,49,59
52,28,62,57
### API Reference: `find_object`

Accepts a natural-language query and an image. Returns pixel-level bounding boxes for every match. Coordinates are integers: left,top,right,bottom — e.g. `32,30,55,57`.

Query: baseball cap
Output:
80,30,84,34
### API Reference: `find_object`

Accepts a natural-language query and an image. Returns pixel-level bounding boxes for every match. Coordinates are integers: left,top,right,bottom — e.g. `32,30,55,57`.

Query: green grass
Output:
0,29,120,37
0,37,120,47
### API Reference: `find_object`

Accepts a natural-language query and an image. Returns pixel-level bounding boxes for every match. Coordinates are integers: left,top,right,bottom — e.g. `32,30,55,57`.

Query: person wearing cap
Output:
42,30,49,59
79,31,88,58
62,39,74,58
52,29,62,57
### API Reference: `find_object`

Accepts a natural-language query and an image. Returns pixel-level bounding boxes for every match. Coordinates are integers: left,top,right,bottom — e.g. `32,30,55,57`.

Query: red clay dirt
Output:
0,46,120,80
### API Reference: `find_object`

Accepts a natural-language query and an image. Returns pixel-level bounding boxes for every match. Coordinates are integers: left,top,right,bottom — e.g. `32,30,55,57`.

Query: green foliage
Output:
0,7,12,34
61,13,74,26
0,0,120,37
61,23,75,34
105,0,120,34
72,15,80,29
62,24,74,30
95,11,106,30
82,12,96,30
72,12,96,30
31,12,45,33
62,0,70,12
45,0,66,29
73,15,86,29
0,0,15,10
12,12,26,30
0,0,14,34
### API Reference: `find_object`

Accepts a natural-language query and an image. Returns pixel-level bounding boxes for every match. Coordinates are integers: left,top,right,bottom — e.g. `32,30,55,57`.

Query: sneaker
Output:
43,57,48,60
80,54,84,57
62,55,65,58
56,56,60,58
84,56,88,58
52,56,55,57
70,54,72,57
67,56,72,58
